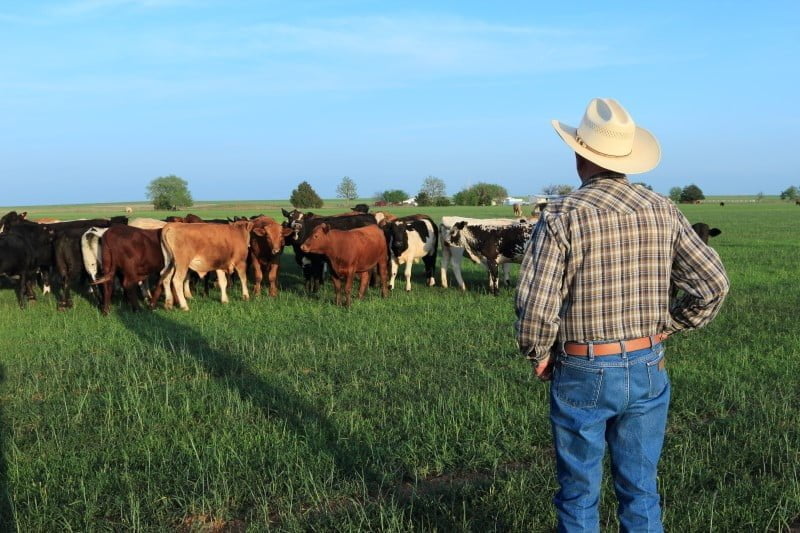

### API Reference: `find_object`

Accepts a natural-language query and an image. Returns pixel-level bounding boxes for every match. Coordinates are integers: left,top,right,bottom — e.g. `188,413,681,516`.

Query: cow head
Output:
691,222,722,245
252,218,293,255
0,211,26,233
388,220,412,257
448,221,468,247
299,223,329,254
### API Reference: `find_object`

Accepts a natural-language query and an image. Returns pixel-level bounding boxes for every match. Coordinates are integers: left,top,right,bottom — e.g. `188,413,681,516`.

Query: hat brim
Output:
551,120,661,174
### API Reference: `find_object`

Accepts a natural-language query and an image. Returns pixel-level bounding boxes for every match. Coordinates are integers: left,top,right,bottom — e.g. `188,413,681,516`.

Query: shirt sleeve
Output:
515,214,568,362
667,212,730,334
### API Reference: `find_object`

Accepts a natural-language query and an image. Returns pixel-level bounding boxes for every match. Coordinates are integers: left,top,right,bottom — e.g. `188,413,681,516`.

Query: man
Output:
515,98,729,532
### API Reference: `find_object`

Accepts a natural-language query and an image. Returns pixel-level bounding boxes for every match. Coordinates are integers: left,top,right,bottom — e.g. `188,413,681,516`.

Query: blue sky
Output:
1,1,798,205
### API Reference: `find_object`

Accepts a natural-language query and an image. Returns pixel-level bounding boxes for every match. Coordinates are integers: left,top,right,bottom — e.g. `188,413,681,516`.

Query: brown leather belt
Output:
564,333,668,357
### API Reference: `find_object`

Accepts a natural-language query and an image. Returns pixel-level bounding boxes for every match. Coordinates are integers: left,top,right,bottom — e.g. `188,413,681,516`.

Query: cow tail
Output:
91,239,115,285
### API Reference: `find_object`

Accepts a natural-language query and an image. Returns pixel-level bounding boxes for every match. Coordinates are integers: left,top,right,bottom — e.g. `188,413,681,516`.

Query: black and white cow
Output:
385,215,438,291
447,220,534,295
81,227,109,282
439,216,529,290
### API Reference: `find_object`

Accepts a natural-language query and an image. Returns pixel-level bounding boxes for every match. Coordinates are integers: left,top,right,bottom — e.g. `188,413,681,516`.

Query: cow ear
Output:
21,211,27,219
281,226,293,237
282,208,290,218
253,227,266,236
322,223,330,234
709,228,721,237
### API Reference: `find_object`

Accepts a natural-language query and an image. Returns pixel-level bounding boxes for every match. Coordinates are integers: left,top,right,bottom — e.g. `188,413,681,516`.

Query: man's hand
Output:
533,355,554,381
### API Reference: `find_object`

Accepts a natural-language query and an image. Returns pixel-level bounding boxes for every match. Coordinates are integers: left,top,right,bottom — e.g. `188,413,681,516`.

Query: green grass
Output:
0,202,799,531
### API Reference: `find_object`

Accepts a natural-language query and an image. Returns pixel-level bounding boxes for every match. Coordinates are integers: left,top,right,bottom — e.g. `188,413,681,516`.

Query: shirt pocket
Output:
553,361,604,408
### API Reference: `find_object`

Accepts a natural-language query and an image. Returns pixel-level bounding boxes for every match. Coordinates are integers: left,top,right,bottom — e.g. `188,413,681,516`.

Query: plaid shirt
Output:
515,173,730,362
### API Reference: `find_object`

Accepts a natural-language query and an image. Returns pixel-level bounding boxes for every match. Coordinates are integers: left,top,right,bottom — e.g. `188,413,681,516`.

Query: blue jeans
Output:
549,343,670,532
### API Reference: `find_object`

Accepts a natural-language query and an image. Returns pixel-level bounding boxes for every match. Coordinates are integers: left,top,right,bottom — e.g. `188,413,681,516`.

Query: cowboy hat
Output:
552,98,661,174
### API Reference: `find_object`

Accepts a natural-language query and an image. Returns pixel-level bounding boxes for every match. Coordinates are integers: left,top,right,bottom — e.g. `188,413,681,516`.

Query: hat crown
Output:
576,98,635,157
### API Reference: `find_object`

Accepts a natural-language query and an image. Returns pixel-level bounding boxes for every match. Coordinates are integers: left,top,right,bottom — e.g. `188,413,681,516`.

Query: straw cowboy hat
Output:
552,98,661,174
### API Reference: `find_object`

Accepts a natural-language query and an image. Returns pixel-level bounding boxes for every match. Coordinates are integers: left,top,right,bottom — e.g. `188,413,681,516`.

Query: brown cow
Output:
512,203,522,217
299,223,389,306
249,216,293,297
157,221,253,310
92,225,164,314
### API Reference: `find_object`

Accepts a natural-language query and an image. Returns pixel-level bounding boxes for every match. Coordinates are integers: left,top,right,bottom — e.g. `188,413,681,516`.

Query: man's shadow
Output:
114,310,383,507
0,364,14,532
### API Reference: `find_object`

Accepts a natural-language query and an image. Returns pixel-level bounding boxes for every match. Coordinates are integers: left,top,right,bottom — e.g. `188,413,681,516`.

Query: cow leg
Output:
331,275,342,306
487,260,499,295
267,262,279,297
101,279,114,315
403,259,413,292
156,263,175,310
451,249,467,291
357,271,370,299
251,255,263,296
171,268,190,311
234,262,250,301
389,258,399,290
183,276,193,300
423,253,436,287
377,257,389,298
502,263,512,288
123,279,140,312
16,271,27,309
217,270,229,304
343,271,355,307
440,244,450,288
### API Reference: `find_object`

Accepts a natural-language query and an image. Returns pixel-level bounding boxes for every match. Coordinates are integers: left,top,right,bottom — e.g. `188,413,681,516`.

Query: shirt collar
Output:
581,171,628,187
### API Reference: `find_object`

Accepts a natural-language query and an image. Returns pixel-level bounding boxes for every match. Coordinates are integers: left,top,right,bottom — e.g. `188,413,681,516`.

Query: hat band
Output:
576,135,632,158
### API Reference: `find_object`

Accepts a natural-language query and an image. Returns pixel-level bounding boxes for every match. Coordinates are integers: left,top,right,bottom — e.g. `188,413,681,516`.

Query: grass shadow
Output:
0,364,14,532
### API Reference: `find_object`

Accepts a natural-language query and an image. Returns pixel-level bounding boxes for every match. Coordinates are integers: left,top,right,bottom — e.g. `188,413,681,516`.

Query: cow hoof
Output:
405,288,411,292
242,295,250,301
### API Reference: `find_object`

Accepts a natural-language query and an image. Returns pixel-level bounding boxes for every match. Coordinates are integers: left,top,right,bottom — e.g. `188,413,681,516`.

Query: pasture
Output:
0,200,798,531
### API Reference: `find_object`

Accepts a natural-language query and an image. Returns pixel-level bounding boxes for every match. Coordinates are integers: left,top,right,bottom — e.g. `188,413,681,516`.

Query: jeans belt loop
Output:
620,340,627,359
587,342,595,361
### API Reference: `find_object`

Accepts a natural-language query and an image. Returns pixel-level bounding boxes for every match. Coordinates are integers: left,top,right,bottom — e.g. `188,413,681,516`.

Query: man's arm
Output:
667,212,730,334
515,214,568,365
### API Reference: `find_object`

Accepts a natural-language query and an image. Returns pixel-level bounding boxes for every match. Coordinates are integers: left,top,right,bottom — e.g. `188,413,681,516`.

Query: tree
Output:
381,189,409,203
419,176,446,199
336,176,358,203
780,186,799,200
756,192,764,202
415,191,432,206
680,184,705,203
290,181,324,208
668,186,682,202
146,175,193,210
453,182,508,206
633,182,653,191
542,183,574,195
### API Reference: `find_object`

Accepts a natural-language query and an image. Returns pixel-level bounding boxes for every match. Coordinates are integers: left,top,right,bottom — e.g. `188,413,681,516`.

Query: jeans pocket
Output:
646,348,669,399
553,361,604,408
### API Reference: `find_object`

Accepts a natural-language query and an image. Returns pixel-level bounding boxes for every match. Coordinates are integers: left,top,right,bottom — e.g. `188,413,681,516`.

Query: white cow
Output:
439,216,530,290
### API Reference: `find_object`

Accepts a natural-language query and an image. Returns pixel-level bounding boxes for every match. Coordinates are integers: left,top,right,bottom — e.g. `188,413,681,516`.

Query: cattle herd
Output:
0,207,540,311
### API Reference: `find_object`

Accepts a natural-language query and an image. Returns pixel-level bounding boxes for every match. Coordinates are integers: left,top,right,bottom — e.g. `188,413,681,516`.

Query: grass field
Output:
0,200,798,531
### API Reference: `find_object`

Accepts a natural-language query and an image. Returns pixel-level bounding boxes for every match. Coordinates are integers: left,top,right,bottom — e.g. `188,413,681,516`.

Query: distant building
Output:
503,196,527,206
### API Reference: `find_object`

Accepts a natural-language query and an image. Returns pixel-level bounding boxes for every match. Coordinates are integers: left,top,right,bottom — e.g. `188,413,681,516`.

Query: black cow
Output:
691,222,721,245
0,233,36,307
352,204,370,214
448,221,534,295
282,208,378,292
1,220,57,299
